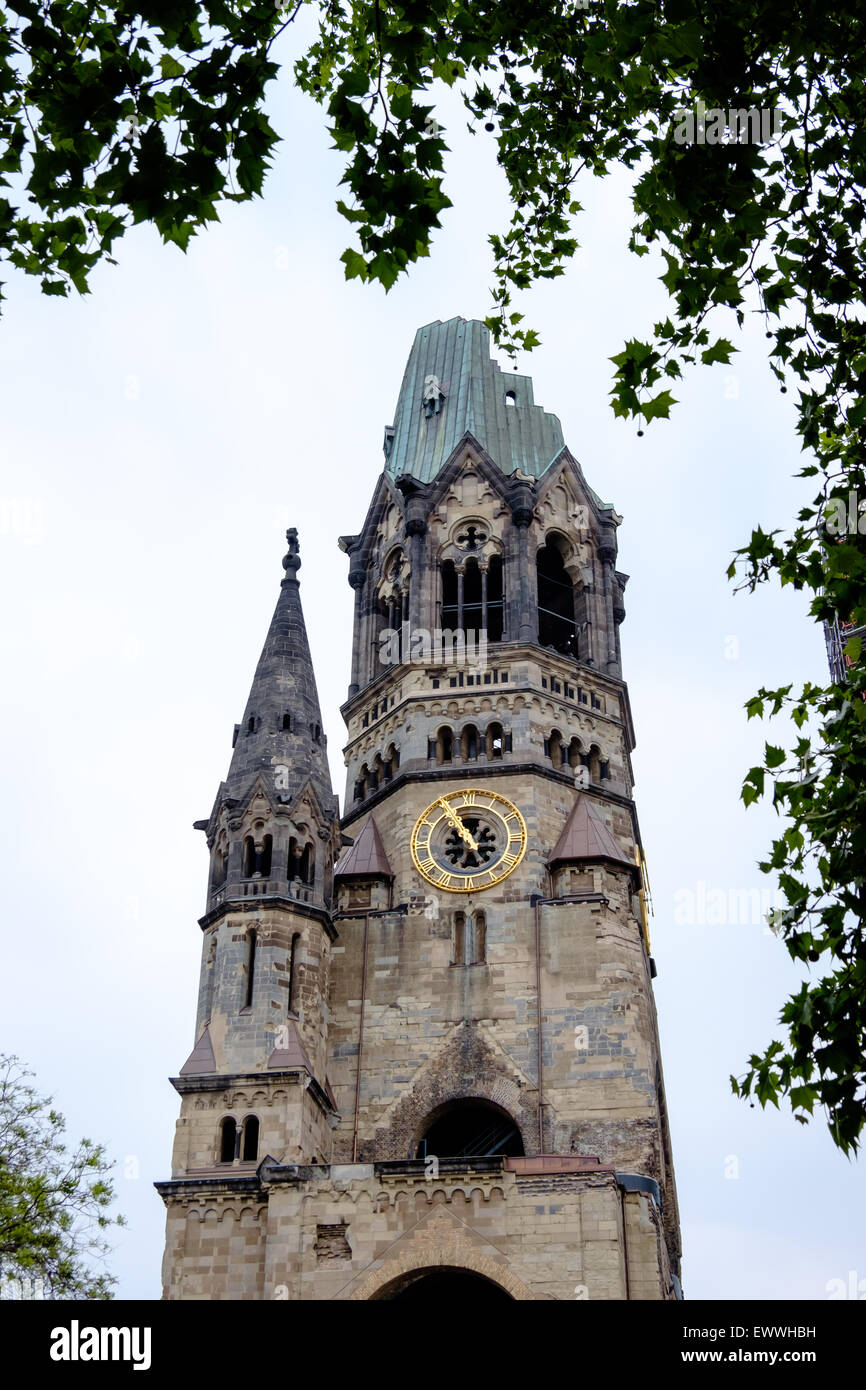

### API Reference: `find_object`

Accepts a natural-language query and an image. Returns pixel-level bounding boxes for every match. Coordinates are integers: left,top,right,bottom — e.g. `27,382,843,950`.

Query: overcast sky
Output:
1,18,862,1301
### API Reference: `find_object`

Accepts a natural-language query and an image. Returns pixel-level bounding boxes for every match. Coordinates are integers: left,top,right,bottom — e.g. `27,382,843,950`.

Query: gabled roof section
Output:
179,1024,216,1076
385,317,565,484
548,794,635,870
267,1019,313,1072
334,816,393,879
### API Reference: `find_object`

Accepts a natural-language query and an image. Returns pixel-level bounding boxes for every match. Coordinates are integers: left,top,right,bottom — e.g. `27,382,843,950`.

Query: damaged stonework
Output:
157,318,682,1301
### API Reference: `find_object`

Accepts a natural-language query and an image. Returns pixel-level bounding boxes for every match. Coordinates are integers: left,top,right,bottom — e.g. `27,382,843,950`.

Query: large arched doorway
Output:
416,1099,524,1159
376,1267,514,1301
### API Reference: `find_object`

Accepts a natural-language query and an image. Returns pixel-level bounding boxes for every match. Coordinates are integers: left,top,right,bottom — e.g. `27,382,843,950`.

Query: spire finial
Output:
282,527,301,579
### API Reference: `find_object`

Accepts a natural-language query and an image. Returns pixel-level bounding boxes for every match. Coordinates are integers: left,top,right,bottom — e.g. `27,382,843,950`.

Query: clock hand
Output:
437,799,479,853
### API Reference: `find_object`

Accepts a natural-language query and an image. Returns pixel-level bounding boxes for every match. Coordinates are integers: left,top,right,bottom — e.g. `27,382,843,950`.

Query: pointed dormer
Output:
547,793,640,903
334,815,394,912
200,529,339,914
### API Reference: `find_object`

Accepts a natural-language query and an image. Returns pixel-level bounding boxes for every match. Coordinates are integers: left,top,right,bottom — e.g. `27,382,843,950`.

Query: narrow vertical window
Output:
473,911,487,964
453,911,465,966
260,834,273,877
244,929,257,1009
242,1116,259,1162
219,1117,237,1164
288,932,300,1015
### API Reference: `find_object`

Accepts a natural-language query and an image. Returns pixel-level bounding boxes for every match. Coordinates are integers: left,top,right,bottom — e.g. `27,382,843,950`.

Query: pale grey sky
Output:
1,24,862,1300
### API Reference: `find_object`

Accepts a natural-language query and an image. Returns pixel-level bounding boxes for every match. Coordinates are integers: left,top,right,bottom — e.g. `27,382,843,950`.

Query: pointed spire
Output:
548,794,635,870
224,529,333,812
334,816,394,879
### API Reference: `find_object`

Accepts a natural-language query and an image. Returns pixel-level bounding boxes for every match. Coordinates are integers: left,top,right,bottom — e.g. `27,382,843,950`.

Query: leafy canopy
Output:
0,1054,125,1298
2,0,865,1151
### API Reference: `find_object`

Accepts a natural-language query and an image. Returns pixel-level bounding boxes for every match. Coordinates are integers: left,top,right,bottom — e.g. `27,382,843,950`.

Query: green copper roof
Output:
384,317,565,484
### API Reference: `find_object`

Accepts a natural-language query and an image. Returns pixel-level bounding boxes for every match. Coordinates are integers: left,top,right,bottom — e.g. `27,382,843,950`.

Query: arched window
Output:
242,836,256,877
218,1117,237,1164
416,1100,524,1159
548,729,564,768
288,932,301,1014
460,724,478,760
212,841,228,889
282,712,292,731
259,834,272,877
471,910,486,965
453,911,465,965
486,554,504,642
567,736,582,770
436,727,453,764
241,1115,259,1162
537,538,577,653
485,722,504,759
244,929,257,1009
384,743,399,780
588,745,602,781
300,842,314,885
441,559,458,631
246,715,256,734
463,558,482,633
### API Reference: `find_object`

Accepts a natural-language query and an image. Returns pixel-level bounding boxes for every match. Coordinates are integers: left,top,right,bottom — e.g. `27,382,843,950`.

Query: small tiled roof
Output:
334,816,393,879
179,1024,217,1076
267,1020,313,1073
548,794,634,869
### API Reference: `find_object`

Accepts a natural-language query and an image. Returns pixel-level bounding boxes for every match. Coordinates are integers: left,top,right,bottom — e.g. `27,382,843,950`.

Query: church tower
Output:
157,318,682,1300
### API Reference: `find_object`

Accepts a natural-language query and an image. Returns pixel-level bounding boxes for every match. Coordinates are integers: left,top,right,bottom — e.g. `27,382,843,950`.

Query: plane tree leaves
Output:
3,0,866,1152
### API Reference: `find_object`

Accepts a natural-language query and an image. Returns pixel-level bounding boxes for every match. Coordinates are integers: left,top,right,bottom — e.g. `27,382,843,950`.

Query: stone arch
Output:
350,1236,535,1301
367,1024,536,1160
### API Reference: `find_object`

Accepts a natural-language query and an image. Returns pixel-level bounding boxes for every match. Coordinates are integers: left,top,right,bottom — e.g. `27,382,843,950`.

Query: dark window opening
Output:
461,723,478,760
463,558,482,632
537,540,577,654
437,727,453,763
219,1117,237,1164
288,932,301,1013
247,715,256,734
242,836,256,877
212,844,228,889
487,554,504,642
241,1115,259,1162
453,911,465,965
417,1100,524,1159
244,929,257,1009
441,559,458,630
486,722,504,759
549,730,564,768
259,834,272,877
282,713,292,731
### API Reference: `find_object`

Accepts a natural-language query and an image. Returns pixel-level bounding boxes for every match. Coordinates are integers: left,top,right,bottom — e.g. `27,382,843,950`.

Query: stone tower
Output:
157,317,682,1301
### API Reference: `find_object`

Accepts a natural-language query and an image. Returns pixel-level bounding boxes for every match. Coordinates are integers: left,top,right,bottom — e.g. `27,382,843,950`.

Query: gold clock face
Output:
411,789,528,893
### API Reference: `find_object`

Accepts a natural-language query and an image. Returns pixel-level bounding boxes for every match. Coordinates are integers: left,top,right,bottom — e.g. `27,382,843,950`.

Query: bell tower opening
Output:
537,537,577,653
416,1099,524,1159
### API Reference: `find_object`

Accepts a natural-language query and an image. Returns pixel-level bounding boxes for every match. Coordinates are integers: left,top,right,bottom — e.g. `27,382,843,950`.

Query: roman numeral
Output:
437,871,452,887
461,792,477,805
420,858,436,874
464,876,476,891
